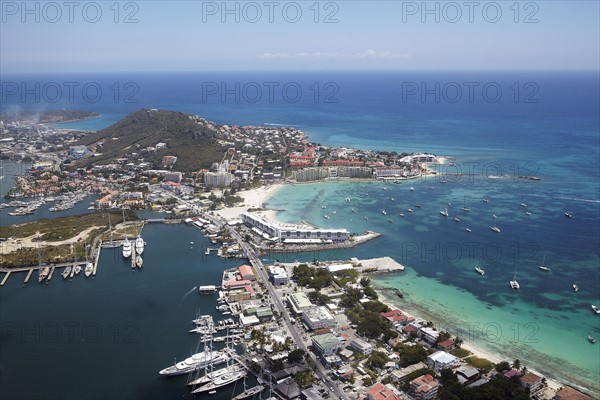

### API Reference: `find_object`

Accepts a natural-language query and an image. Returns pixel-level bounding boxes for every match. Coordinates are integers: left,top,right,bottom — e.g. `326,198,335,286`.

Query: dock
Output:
1,271,11,286
92,240,101,276
47,266,56,281
24,269,33,283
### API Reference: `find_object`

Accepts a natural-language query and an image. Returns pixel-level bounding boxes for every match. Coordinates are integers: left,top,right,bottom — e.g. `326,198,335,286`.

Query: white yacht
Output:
188,364,245,386
122,238,132,258
159,350,227,376
409,187,415,191
475,266,485,275
62,266,72,279
74,265,82,275
135,236,144,254
510,279,520,290
84,262,93,277
454,217,460,222
191,367,246,394
465,228,472,232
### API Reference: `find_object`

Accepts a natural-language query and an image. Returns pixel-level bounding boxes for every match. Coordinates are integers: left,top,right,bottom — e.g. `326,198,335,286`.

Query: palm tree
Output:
512,359,521,370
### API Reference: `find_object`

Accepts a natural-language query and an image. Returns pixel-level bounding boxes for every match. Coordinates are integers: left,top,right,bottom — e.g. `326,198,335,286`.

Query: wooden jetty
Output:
1,271,11,286
24,269,33,283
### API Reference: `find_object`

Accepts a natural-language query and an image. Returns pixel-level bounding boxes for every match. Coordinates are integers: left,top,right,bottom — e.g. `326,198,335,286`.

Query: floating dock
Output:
1,271,11,286
24,269,33,283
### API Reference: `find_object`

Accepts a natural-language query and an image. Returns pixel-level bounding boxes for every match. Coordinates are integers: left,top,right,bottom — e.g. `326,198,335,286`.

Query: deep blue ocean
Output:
1,71,599,398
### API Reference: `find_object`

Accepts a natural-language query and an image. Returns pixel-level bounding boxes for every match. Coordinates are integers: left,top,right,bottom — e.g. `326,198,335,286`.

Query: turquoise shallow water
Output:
266,178,600,395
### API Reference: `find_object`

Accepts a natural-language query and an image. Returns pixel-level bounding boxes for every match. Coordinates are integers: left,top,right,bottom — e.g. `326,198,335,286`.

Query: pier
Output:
24,269,33,283
47,266,56,280
1,271,11,286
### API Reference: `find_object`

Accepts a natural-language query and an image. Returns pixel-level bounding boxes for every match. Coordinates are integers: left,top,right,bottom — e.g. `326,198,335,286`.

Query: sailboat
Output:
190,336,246,394
460,196,470,212
491,218,501,233
510,264,520,289
573,283,580,292
440,207,449,217
538,255,550,272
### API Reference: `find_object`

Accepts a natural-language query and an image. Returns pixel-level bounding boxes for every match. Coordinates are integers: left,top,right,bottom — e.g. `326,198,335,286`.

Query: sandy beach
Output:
213,183,284,221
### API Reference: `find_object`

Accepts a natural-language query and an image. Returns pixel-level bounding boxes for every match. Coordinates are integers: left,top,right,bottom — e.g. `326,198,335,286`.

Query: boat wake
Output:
263,122,286,126
529,194,600,203
181,286,198,300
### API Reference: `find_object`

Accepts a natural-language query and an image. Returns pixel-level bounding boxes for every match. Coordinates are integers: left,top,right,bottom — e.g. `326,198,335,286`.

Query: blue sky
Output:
1,1,599,72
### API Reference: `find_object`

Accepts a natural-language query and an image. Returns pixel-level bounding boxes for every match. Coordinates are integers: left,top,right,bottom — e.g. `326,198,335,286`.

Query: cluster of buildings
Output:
241,212,349,243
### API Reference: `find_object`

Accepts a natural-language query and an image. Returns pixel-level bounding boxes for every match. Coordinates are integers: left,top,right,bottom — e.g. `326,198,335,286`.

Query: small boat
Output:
74,265,82,275
573,284,579,292
448,202,452,207
520,203,528,208
321,205,326,209
232,385,265,400
399,213,405,217
415,203,421,208
465,228,472,232
84,262,93,277
409,187,415,191
388,219,393,223
390,197,395,201
381,210,387,215
510,279,520,290
483,198,489,203
135,256,143,268
475,266,485,275
454,217,460,222
351,208,356,213
592,305,600,315
407,208,413,212
460,197,470,212
588,334,596,344
364,216,368,220
491,219,501,233
538,256,550,272
62,266,72,279
525,211,532,216
332,210,336,214
344,197,350,202
323,215,329,219
440,207,449,217
565,212,573,218
190,241,194,245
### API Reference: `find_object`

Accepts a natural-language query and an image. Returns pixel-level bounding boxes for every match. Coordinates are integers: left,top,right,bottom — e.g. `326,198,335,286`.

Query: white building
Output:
427,351,459,372
268,265,289,286
204,171,233,187
241,212,349,243
349,338,373,355
302,306,337,330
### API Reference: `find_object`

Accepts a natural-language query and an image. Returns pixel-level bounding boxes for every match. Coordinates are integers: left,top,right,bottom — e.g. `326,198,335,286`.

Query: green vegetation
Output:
366,351,389,370
307,291,330,306
346,305,397,342
438,369,531,400
75,109,225,173
465,356,495,373
451,347,472,358
294,370,315,388
399,368,437,391
393,343,429,367
293,264,333,289
288,349,306,364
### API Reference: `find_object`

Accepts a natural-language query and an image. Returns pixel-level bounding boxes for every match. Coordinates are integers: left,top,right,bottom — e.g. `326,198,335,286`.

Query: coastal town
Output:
0,110,597,400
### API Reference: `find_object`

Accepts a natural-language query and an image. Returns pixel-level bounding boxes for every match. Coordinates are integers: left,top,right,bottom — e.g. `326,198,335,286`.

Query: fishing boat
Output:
475,266,485,275
591,305,600,315
440,207,449,217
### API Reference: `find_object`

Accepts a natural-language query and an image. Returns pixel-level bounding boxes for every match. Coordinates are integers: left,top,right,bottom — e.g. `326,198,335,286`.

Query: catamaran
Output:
509,262,520,289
